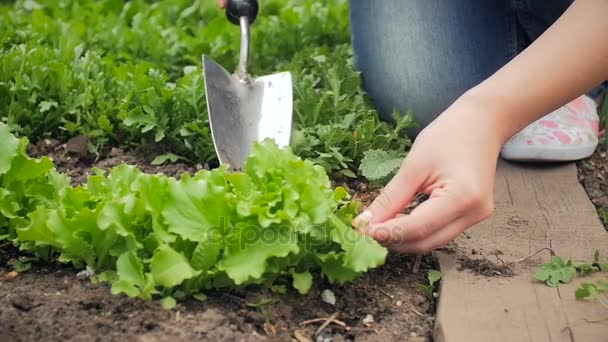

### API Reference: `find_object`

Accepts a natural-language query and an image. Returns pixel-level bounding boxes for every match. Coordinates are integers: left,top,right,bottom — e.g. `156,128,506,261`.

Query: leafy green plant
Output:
534,251,608,287
534,251,608,309
599,208,608,226
534,256,577,287
1,0,414,177
576,279,608,309
10,256,34,273
418,269,442,299
287,46,416,177
0,123,387,304
359,149,404,184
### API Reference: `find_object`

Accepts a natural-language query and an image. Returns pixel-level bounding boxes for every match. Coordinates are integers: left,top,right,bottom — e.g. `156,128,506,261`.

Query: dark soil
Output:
4,130,607,342
2,141,436,342
0,246,435,342
455,253,515,277
27,138,203,185
577,138,608,230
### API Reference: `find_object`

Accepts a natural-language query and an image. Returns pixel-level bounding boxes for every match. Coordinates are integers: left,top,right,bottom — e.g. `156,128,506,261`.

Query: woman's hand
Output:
353,0,608,254
353,93,506,254
218,0,227,8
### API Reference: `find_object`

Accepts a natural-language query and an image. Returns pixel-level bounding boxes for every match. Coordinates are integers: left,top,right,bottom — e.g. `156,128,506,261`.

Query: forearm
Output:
463,0,608,145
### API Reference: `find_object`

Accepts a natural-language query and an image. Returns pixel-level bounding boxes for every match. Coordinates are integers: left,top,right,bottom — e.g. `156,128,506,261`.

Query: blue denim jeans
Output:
349,0,607,137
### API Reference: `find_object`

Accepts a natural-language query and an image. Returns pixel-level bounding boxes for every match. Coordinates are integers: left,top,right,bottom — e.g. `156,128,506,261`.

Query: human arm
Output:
354,0,608,253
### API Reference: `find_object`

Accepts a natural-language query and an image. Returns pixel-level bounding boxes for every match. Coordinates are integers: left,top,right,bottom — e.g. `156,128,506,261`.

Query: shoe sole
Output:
500,143,597,162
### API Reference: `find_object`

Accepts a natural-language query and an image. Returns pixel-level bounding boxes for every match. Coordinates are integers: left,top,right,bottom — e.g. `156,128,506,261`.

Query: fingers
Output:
363,189,466,244
353,158,425,227
218,0,228,8
363,187,493,254
388,204,491,254
384,215,472,254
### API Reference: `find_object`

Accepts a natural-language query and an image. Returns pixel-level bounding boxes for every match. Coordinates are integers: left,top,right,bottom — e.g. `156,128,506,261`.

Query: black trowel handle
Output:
226,0,259,25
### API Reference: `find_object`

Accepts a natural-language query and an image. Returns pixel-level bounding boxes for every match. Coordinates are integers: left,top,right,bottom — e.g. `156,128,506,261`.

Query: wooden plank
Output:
433,160,608,342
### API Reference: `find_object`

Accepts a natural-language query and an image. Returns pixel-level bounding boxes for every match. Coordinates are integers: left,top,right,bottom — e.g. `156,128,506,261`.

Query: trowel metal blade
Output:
202,55,292,170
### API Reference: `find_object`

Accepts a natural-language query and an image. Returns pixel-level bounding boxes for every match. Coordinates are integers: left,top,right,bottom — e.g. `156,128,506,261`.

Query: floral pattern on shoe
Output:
501,94,599,161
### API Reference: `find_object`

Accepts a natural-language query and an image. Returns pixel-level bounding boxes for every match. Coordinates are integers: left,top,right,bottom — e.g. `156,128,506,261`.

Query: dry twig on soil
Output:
516,247,557,263
310,312,341,337
412,255,422,273
367,286,394,300
299,316,346,327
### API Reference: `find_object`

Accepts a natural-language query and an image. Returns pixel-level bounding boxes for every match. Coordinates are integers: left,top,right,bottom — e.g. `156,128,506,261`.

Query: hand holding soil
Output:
354,95,501,254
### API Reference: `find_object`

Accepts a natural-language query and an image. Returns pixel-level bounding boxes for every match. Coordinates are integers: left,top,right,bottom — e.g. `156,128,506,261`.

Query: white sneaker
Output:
500,95,599,162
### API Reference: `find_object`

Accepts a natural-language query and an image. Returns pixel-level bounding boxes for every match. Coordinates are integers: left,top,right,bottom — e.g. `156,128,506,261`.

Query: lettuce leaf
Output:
0,123,387,302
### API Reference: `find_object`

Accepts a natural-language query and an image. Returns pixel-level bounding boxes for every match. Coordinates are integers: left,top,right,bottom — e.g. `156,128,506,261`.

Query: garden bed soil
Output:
1,141,437,342
0,246,436,342
577,141,608,230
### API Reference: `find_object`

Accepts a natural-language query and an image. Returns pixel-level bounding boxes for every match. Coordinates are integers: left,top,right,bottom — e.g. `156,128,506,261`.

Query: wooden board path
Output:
433,159,608,342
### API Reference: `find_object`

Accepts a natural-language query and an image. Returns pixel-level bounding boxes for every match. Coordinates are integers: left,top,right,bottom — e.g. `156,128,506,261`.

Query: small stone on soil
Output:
4,271,18,280
321,289,336,305
11,295,35,312
65,135,90,157
362,314,375,326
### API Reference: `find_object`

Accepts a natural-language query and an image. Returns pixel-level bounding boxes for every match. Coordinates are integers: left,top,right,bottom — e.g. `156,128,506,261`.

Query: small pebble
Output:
65,135,89,157
395,300,403,307
321,289,336,305
362,314,374,326
109,148,122,157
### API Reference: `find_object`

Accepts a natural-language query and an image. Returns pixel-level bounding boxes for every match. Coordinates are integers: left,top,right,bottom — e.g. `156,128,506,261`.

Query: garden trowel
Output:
203,0,293,170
